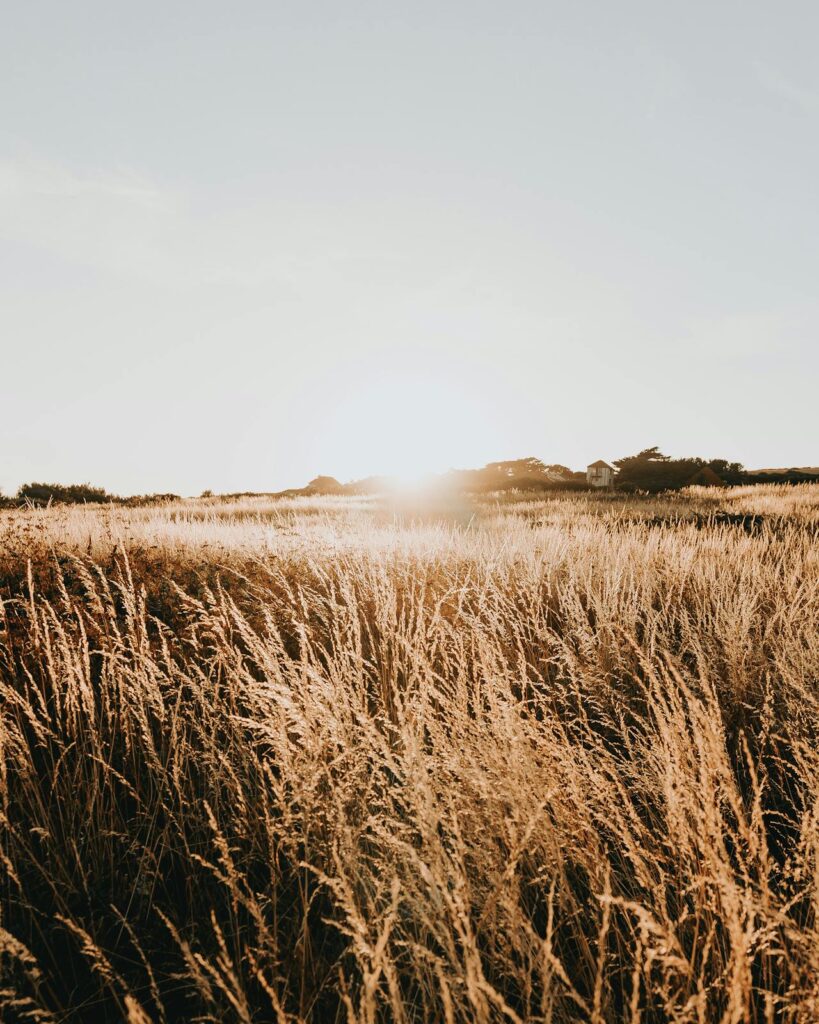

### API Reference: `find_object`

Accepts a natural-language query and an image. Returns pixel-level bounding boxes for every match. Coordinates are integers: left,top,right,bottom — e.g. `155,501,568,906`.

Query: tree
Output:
444,458,583,493
613,448,695,491
624,447,670,463
483,457,549,479
480,458,576,487
706,459,745,483
613,448,746,492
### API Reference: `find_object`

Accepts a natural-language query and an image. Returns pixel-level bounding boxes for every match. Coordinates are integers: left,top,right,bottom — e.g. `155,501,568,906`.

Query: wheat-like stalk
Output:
1,486,818,1021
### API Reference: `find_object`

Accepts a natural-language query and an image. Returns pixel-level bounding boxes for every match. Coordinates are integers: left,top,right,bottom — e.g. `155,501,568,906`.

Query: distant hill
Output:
753,467,819,475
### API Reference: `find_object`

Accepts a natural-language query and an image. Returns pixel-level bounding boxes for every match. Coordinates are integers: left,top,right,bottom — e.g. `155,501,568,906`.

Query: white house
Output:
586,460,615,488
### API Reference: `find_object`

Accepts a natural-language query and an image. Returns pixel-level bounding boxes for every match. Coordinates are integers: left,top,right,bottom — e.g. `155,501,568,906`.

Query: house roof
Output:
587,460,613,470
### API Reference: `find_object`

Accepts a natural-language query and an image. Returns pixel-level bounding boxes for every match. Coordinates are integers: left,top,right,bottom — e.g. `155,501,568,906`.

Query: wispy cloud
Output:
0,152,186,282
0,152,367,295
0,156,164,205
753,61,819,113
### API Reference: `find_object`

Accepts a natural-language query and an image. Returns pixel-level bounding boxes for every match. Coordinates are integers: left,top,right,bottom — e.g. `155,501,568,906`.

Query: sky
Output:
1,1,818,496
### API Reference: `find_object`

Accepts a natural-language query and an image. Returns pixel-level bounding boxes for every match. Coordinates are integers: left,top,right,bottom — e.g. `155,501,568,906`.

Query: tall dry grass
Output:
1,485,818,1022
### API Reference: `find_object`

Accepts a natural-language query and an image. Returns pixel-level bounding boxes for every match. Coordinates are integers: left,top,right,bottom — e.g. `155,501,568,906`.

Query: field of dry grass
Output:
1,484,818,1022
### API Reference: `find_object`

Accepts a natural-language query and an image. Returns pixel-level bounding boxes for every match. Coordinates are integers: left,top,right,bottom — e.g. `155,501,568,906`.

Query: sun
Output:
311,363,499,485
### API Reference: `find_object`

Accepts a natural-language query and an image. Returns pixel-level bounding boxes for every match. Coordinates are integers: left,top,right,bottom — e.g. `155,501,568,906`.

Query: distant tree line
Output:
285,457,819,498
3,453,817,510
303,459,586,497
612,447,819,492
1,482,180,508
16,481,113,505
443,458,584,492
613,448,745,492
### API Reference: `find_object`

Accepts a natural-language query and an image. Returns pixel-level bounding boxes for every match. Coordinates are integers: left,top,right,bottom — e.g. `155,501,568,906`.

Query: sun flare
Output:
310,364,501,486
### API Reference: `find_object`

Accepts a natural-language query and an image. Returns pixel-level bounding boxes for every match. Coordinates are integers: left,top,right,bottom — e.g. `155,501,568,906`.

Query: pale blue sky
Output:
1,1,817,495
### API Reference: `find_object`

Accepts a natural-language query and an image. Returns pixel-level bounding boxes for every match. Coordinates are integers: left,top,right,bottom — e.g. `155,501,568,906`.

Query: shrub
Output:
15,481,113,505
